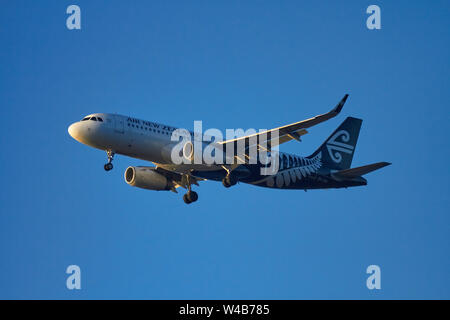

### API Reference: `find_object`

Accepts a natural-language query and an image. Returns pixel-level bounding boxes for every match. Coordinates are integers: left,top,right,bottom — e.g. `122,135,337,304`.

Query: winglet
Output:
333,94,349,114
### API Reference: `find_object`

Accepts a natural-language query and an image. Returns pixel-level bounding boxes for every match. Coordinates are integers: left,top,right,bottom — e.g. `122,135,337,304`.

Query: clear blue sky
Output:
0,0,449,299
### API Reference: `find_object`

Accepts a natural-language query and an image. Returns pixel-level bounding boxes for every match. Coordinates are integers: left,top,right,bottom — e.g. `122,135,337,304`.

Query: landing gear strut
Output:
183,175,199,204
104,150,115,171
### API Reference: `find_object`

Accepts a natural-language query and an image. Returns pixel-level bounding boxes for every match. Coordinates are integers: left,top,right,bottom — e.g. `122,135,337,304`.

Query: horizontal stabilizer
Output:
334,162,391,178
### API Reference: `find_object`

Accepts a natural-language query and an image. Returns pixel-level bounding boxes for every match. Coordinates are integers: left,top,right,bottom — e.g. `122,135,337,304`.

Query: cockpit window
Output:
81,116,103,122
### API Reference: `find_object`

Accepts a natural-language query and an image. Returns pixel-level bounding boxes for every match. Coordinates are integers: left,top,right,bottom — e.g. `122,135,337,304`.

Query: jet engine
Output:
124,166,172,191
159,140,196,164
161,140,213,164
182,141,194,162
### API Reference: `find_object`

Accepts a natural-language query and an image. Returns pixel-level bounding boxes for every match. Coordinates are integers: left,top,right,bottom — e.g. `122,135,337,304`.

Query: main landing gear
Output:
183,191,198,204
222,174,238,188
104,150,115,171
183,175,199,204
221,165,238,188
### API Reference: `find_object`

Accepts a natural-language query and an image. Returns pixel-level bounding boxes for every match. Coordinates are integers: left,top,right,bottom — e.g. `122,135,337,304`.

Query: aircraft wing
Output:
217,94,349,152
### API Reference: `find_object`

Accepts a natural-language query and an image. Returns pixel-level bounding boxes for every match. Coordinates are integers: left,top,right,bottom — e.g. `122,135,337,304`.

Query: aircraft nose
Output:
68,122,81,141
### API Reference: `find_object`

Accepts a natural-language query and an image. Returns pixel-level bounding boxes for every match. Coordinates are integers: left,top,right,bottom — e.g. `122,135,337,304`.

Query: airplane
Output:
67,95,391,204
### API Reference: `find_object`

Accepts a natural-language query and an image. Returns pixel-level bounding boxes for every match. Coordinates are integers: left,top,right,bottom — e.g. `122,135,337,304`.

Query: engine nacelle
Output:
182,141,194,162
160,141,196,164
124,166,171,191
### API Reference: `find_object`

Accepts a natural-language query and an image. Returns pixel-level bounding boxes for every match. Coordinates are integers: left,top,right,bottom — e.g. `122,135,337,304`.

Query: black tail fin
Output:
308,117,362,170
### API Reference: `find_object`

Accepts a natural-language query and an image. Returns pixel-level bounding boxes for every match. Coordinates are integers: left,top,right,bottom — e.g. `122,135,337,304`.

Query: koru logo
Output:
326,130,353,163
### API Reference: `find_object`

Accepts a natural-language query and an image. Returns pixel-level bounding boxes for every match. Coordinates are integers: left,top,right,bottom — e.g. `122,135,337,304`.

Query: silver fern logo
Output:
254,152,322,188
326,130,353,163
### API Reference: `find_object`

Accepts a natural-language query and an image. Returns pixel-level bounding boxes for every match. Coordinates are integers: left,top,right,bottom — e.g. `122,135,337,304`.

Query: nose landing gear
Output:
104,150,115,171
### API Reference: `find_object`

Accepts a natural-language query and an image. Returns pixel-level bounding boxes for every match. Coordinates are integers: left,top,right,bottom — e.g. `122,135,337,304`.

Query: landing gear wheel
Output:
104,163,113,171
183,191,198,204
183,193,192,204
222,175,237,188
187,191,198,203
